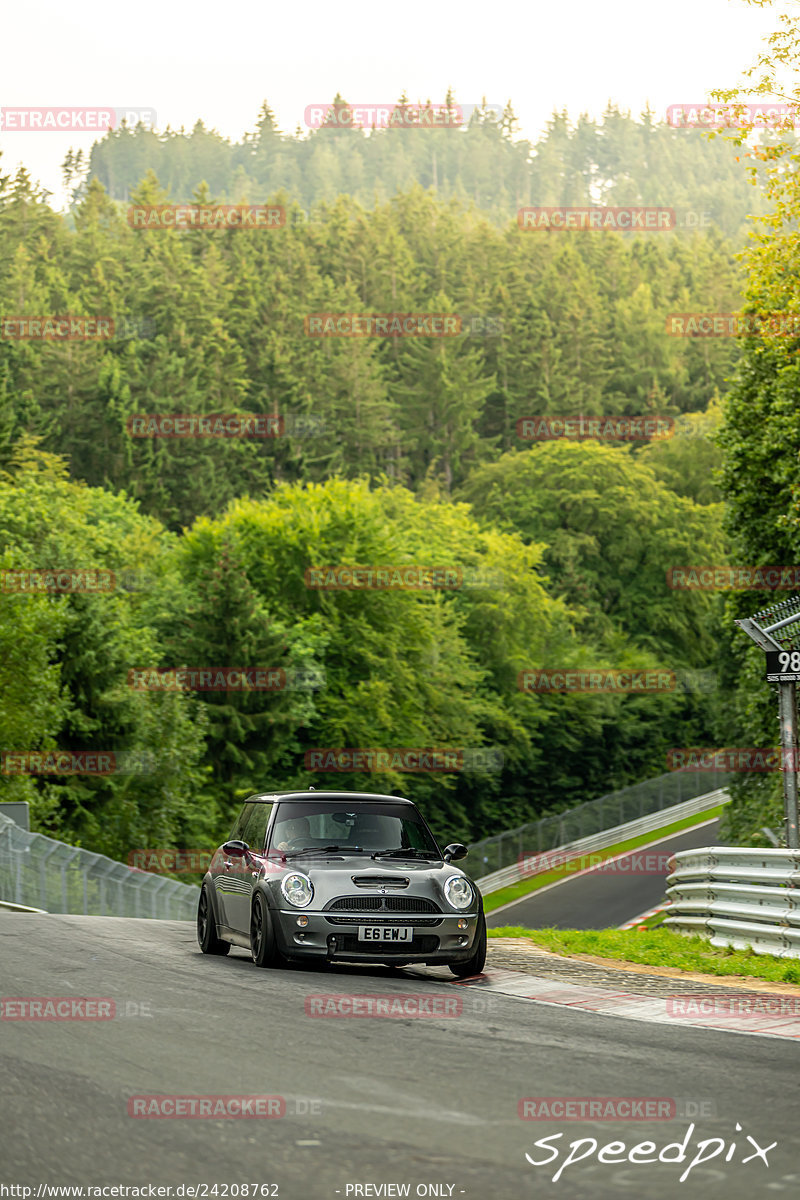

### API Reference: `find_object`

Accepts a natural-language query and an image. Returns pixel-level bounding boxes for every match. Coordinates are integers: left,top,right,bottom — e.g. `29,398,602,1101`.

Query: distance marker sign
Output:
765,649,800,682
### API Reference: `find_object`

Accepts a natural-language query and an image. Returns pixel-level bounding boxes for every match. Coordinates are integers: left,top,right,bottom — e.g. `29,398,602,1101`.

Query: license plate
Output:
357,926,412,942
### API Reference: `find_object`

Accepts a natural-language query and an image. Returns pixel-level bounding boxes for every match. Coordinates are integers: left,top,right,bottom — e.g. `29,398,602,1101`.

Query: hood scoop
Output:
351,875,409,889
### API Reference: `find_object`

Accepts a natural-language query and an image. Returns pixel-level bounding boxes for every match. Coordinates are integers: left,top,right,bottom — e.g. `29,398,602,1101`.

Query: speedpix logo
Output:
524,1121,776,1183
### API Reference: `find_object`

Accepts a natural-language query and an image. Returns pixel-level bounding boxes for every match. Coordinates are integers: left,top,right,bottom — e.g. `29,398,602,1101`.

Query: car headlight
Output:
281,872,314,908
444,874,473,910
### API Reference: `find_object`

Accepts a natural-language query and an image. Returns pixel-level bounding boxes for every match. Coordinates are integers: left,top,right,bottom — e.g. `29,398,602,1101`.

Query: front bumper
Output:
272,906,482,964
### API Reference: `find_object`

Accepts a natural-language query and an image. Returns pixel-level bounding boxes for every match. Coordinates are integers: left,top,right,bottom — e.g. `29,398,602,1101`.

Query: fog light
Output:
457,919,468,930
458,936,468,945
297,915,309,927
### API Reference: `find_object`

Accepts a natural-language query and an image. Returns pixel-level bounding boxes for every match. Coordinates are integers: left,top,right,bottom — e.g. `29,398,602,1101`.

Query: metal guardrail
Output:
0,811,199,920
473,789,729,894
462,767,733,881
665,847,800,958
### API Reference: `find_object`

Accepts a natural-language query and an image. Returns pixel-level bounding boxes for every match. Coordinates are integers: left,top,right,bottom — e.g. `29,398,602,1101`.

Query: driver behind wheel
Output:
274,815,311,851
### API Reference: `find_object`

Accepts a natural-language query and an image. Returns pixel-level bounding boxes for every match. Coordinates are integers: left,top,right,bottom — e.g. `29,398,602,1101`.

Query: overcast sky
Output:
0,0,790,206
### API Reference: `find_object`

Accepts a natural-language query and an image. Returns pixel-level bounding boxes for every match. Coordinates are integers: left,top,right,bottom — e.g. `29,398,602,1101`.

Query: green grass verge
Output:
481,805,724,915
487,925,800,985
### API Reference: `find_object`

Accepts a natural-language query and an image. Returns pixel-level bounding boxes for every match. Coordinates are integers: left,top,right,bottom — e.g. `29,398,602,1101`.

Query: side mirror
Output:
443,842,468,863
222,840,250,857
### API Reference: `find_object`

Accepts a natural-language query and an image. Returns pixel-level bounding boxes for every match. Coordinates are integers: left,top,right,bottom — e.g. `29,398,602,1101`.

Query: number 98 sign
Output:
765,649,800,681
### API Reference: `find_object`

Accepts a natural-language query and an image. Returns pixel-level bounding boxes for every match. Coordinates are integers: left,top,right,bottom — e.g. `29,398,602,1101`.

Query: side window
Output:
228,804,253,842
241,803,274,853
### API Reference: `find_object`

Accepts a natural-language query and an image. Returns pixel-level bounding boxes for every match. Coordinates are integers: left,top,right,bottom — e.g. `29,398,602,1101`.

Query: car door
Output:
213,802,254,930
221,802,273,933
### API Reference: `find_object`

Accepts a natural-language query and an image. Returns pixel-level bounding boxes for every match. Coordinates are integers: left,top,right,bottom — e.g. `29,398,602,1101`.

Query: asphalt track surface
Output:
487,819,722,930
2,913,799,1200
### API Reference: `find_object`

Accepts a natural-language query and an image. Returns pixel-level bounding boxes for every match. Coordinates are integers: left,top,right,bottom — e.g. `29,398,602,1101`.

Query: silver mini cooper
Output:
197,790,486,977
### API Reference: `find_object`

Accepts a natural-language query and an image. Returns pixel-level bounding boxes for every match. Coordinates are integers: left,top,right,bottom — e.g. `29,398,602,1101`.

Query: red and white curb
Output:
436,966,800,1040
618,902,669,930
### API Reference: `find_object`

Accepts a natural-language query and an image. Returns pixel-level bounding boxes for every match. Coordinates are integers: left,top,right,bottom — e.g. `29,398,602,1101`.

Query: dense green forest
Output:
0,97,791,860
75,100,771,238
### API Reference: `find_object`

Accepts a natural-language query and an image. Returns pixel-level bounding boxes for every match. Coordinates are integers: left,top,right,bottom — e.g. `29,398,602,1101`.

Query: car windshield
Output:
269,800,441,857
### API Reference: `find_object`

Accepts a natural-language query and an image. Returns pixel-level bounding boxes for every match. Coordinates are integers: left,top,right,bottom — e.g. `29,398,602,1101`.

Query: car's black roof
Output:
244,790,416,806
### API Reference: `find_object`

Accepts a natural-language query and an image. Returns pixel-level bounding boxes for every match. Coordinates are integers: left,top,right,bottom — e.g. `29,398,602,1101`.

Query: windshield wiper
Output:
371,847,441,860
283,845,369,858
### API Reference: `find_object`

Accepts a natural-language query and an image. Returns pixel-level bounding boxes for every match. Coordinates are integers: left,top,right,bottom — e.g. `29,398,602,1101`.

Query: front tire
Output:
448,911,487,978
250,892,284,968
197,884,230,955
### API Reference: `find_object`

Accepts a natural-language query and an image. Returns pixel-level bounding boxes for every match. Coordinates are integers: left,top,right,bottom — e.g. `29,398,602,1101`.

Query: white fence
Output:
0,811,199,920
474,789,729,894
665,847,800,958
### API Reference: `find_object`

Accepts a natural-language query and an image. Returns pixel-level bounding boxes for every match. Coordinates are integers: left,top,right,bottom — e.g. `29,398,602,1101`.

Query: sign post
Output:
736,599,800,849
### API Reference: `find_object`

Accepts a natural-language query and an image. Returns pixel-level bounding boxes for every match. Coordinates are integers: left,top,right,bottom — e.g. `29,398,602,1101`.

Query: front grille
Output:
331,933,440,955
324,916,441,927
327,896,440,913
328,896,381,911
385,896,439,912
352,875,409,889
